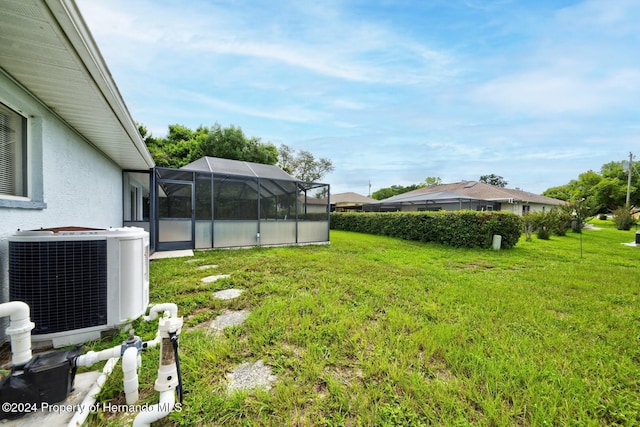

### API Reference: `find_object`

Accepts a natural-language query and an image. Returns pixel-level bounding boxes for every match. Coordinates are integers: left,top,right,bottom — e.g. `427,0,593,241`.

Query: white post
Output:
492,234,502,250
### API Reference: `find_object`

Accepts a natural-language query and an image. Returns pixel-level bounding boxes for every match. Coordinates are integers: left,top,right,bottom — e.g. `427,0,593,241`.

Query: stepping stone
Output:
150,249,194,260
213,288,244,300
227,360,277,393
201,274,231,283
209,310,249,333
197,264,219,270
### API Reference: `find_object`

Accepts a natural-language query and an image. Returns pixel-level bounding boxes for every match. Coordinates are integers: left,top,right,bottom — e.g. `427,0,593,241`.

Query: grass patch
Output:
87,222,640,426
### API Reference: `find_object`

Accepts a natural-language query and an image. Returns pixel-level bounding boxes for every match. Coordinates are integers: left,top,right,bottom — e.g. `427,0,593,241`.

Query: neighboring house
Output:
0,0,155,337
365,181,565,214
327,192,377,212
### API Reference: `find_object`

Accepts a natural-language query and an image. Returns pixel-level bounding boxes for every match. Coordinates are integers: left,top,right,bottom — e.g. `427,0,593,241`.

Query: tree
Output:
612,206,637,230
277,144,334,182
200,124,278,165
140,123,278,168
371,184,422,200
422,176,442,187
370,177,440,200
479,174,508,187
542,161,640,214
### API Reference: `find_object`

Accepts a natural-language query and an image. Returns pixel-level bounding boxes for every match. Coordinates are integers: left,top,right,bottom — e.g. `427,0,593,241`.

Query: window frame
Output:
0,101,28,199
0,98,45,210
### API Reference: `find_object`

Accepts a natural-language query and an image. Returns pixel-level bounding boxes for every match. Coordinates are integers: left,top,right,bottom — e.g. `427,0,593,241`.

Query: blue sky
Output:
76,0,640,196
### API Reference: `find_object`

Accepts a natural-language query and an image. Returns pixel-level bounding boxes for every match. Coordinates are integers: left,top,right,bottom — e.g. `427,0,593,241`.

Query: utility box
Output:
492,234,502,250
9,227,149,347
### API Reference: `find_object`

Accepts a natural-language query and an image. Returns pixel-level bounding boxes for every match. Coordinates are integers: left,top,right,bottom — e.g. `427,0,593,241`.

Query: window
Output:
0,102,27,197
123,171,151,221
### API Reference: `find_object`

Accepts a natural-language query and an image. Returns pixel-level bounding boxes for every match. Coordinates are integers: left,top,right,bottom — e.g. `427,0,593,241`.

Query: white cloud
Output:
472,69,640,115
75,0,640,196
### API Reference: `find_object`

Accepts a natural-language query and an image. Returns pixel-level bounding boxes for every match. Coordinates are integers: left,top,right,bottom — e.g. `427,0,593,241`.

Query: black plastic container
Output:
23,347,80,404
0,347,81,420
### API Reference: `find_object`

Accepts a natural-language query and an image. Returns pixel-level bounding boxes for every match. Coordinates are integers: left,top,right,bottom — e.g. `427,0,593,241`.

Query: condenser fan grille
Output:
9,240,108,334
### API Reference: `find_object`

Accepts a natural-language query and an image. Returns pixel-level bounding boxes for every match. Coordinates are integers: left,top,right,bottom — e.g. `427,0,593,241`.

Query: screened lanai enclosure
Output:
124,157,330,251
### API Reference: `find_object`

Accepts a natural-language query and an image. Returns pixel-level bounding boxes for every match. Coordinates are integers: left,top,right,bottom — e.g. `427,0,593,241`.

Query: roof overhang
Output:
0,0,155,170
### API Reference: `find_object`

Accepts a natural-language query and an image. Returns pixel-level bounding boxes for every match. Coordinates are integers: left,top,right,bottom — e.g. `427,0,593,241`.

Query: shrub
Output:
523,211,553,240
599,213,607,221
612,206,636,230
523,208,572,239
522,213,536,241
550,207,572,236
330,211,523,249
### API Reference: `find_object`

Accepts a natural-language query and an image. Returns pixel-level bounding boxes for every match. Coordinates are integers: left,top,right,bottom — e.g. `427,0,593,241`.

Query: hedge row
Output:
330,211,524,249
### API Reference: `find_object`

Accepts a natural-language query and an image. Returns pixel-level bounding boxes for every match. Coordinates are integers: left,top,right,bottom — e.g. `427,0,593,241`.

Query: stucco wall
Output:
501,202,554,215
0,73,123,334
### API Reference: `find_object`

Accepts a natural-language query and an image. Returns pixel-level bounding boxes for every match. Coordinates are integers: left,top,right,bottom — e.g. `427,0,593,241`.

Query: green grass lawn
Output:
91,223,640,426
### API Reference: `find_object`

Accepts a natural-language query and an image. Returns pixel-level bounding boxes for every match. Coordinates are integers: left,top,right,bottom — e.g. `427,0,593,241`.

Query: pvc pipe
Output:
144,303,178,321
0,301,35,366
143,332,161,350
132,390,175,427
75,345,121,367
122,346,140,404
67,356,120,427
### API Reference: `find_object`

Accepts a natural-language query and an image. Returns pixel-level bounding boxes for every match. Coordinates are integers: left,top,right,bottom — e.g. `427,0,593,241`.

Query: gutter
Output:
43,0,155,169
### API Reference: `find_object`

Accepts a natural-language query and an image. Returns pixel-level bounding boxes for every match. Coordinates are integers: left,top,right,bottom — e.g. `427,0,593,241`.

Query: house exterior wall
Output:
0,72,123,324
389,201,556,214
500,202,556,215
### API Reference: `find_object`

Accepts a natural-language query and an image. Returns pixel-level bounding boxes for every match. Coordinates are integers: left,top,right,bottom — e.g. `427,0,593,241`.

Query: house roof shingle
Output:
329,192,377,204
389,181,565,205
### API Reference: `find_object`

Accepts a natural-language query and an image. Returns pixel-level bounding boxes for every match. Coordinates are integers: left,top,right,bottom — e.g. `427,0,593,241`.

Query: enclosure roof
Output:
0,0,155,169
182,157,298,181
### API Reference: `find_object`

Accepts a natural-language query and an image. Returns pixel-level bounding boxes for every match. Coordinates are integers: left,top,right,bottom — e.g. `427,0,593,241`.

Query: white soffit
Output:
0,0,154,169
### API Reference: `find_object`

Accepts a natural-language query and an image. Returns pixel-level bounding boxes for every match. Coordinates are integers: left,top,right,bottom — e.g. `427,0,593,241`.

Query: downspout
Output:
0,301,35,366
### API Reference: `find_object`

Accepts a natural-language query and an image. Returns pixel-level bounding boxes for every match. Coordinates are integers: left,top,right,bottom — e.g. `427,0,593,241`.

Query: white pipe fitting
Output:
132,389,175,427
67,356,120,427
143,332,161,349
0,301,35,366
155,355,179,391
75,345,121,367
122,346,140,405
70,303,181,427
143,303,178,321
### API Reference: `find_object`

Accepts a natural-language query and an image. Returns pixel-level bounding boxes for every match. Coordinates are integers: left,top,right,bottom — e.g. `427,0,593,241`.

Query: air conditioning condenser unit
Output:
8,227,149,348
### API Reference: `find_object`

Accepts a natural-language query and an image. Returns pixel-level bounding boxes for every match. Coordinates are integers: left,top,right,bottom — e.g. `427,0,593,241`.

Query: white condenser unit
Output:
8,227,149,348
